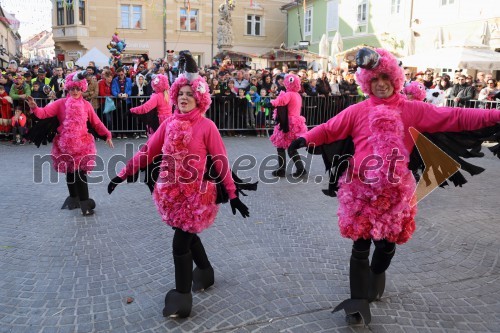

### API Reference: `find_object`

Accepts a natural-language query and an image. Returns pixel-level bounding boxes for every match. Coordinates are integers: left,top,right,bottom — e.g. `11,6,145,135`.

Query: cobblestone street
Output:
1,137,499,333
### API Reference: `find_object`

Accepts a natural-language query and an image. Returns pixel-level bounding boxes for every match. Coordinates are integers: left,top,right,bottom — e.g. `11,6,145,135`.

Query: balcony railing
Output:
52,26,89,39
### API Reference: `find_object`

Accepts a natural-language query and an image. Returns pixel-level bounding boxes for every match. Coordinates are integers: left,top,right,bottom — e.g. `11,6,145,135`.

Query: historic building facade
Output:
51,0,289,67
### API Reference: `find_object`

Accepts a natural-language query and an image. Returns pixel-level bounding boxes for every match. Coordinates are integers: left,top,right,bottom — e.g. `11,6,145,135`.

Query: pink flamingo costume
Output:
108,51,251,319
31,72,112,216
292,47,500,325
129,74,172,133
269,74,308,177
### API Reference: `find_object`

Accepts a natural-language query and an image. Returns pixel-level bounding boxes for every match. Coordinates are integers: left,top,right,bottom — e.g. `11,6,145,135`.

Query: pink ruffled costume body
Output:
303,93,500,244
118,109,237,234
32,97,112,174
129,92,172,124
269,90,307,149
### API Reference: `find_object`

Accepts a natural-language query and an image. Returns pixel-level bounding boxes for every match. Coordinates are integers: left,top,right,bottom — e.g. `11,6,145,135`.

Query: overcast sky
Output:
0,0,52,41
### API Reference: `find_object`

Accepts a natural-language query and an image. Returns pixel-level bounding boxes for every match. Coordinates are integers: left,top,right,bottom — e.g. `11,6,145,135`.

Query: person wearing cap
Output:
245,85,260,129
288,47,500,325
9,74,31,109
107,50,251,319
32,67,51,87
26,71,114,216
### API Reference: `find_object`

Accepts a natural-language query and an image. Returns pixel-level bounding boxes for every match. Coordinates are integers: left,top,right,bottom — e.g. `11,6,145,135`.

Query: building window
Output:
246,15,262,36
357,0,367,24
57,0,65,26
66,0,74,25
391,0,401,15
79,0,85,25
441,0,454,5
356,0,368,33
327,0,339,31
304,7,312,36
180,8,198,31
121,5,142,29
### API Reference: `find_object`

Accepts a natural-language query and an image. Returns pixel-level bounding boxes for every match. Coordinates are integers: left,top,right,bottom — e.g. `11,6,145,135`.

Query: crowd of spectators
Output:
404,68,500,108
0,54,499,144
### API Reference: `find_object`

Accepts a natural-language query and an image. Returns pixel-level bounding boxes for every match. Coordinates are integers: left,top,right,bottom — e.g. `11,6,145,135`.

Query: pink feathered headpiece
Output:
151,74,170,93
403,81,426,101
283,74,301,92
169,74,211,113
64,72,88,93
355,48,404,96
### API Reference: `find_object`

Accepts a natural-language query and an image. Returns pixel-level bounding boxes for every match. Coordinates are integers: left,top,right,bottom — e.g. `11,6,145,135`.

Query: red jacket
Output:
98,79,112,96
11,113,26,127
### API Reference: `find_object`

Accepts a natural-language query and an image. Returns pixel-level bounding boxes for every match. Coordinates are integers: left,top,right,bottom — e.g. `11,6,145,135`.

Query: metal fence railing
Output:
7,95,500,136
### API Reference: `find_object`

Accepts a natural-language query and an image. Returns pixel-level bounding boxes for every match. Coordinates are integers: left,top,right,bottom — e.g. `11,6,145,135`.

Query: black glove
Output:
288,137,307,153
230,197,250,218
107,176,125,194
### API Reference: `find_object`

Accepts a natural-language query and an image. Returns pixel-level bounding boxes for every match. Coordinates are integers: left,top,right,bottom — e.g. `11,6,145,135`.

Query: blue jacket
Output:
111,77,133,104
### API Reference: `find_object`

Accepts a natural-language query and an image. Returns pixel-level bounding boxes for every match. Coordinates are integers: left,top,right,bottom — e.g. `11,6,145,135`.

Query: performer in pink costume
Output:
267,74,308,178
288,47,500,325
27,72,114,216
129,73,172,134
107,51,250,319
402,81,426,101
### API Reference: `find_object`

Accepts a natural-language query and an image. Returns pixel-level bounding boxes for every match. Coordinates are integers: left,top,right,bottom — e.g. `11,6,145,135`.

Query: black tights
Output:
352,239,396,275
172,228,210,269
66,170,89,200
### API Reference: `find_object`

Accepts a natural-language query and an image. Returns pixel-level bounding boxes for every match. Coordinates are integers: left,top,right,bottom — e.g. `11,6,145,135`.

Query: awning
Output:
260,48,324,60
400,46,500,71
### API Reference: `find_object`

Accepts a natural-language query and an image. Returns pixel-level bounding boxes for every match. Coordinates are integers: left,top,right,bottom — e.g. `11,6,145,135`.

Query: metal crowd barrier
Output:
24,96,499,135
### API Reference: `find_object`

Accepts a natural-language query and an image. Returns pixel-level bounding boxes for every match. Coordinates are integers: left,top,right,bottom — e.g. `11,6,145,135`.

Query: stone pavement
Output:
0,137,499,333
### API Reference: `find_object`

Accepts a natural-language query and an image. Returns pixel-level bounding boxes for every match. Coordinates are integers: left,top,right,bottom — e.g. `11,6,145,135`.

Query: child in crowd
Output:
255,89,270,137
234,88,247,136
268,84,278,98
11,106,27,145
0,85,13,139
245,86,260,129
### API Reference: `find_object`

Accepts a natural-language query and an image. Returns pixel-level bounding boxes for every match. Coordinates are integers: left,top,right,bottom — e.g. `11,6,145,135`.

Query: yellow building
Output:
0,7,22,68
52,0,289,67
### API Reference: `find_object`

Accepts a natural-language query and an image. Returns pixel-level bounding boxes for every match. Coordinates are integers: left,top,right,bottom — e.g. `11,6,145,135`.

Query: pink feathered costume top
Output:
118,74,237,234
130,74,172,125
31,96,112,174
303,93,500,244
269,74,308,149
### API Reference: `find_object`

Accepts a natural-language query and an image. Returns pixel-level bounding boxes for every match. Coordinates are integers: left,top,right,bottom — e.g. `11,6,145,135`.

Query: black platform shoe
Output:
163,252,193,318
80,199,96,216
332,252,371,325
192,266,214,292
61,196,80,210
162,289,193,318
272,169,286,177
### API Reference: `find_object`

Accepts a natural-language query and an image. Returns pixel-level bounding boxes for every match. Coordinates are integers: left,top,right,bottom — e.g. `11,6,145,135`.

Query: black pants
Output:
353,238,396,274
66,170,89,201
172,228,210,269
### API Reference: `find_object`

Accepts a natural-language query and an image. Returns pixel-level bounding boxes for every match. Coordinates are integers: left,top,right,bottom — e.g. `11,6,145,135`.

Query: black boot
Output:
191,236,214,292
368,245,395,303
75,171,95,216
61,173,80,210
332,250,371,325
290,149,307,178
272,148,286,177
367,271,385,303
163,252,193,318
